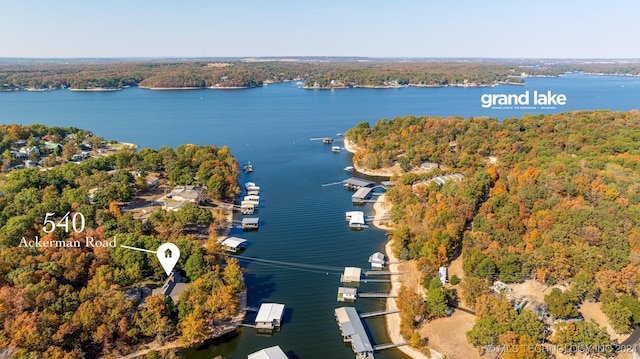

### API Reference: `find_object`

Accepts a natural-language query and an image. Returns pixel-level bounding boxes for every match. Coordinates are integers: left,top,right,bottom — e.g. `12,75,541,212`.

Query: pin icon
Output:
157,243,180,276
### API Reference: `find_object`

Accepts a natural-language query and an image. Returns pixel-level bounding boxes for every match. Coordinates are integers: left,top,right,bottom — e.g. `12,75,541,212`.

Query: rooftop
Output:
151,272,189,303
221,236,248,249
344,177,375,188
369,252,386,264
248,346,288,359
242,217,260,224
335,307,374,355
256,303,285,324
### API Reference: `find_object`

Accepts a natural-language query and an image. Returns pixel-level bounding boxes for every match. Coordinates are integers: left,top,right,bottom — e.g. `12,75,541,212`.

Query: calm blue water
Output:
1,74,639,359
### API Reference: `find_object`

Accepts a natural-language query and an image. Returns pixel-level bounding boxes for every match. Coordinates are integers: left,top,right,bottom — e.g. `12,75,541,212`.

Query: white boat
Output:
344,166,355,172
332,146,341,153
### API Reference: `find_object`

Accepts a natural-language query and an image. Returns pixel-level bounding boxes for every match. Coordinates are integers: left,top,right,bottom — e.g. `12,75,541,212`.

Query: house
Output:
44,141,62,152
14,139,27,148
420,162,438,170
368,252,386,269
242,217,259,230
255,303,285,330
412,173,465,190
146,176,160,187
151,272,189,303
334,307,374,358
221,237,248,252
168,185,205,204
341,267,362,284
438,266,448,285
248,345,289,359
337,287,357,302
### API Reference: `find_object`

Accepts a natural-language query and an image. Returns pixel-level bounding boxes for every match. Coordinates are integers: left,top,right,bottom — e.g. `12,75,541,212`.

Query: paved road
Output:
621,325,640,346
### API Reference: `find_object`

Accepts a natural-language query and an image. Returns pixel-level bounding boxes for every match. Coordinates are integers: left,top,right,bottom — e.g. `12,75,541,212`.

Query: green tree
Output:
511,310,545,342
544,288,578,319
466,317,509,347
602,300,632,333
425,277,449,318
461,277,488,309
184,248,207,281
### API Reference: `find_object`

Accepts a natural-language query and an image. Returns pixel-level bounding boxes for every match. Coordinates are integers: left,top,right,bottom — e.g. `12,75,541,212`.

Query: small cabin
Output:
337,287,358,302
242,217,259,230
255,303,285,330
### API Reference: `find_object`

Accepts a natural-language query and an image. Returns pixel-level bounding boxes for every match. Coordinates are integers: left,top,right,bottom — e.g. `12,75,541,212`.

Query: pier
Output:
359,310,399,319
358,292,397,298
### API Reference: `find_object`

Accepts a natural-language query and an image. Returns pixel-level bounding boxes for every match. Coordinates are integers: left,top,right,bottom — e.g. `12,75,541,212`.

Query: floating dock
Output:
335,307,375,359
255,303,285,330
221,237,248,252
335,307,406,358
344,177,375,190
248,345,289,359
242,217,259,230
340,267,362,284
345,211,367,229
352,187,373,204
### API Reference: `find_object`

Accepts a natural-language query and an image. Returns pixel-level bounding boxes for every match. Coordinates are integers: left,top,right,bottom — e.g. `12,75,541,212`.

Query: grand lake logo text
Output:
481,90,567,109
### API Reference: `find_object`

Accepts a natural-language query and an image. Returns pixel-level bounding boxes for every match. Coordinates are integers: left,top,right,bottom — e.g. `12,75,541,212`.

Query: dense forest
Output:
0,124,242,358
347,110,640,355
0,60,603,91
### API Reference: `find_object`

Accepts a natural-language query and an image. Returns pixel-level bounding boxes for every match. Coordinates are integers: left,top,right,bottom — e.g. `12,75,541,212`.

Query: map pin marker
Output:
157,243,180,276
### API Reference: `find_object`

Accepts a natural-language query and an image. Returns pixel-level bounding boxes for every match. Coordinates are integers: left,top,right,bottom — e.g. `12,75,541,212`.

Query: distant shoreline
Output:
69,87,122,92
138,85,252,90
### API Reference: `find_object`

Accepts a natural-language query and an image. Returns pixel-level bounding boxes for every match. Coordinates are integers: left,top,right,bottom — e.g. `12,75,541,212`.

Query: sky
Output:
2,0,639,59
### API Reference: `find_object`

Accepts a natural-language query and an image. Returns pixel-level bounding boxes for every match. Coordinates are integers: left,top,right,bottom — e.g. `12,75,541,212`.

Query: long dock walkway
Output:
374,343,406,351
359,292,398,298
359,310,399,318
363,270,404,276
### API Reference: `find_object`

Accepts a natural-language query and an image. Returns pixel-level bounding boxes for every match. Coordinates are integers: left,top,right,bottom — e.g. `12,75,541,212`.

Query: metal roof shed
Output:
334,307,374,358
341,267,362,283
344,177,375,189
242,217,259,230
255,303,285,329
221,237,248,252
248,345,288,359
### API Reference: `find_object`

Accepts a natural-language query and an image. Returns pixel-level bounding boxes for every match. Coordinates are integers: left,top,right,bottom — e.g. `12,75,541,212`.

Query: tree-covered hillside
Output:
347,110,640,352
0,124,243,358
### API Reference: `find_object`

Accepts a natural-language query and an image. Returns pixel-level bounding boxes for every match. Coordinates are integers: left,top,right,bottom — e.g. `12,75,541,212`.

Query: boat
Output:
344,166,355,172
243,161,253,173
332,146,341,153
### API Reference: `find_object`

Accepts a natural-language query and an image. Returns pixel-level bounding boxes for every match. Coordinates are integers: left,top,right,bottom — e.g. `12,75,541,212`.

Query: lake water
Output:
1,74,639,359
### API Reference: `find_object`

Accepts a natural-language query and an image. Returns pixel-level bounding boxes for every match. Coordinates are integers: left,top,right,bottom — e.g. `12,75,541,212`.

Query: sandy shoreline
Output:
343,138,438,177
343,139,395,177
371,195,430,359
